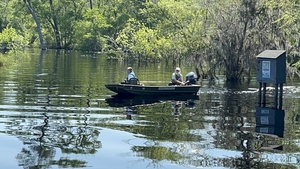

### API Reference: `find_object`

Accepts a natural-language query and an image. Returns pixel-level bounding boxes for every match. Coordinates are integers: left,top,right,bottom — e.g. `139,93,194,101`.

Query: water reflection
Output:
172,101,182,121
105,94,199,108
4,51,103,168
107,95,203,168
223,89,286,168
12,98,102,168
255,93,285,154
171,100,196,121
124,106,138,120
255,107,285,138
106,94,199,123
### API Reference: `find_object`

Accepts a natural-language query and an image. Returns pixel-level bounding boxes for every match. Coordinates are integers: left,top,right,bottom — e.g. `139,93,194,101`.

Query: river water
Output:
0,49,300,169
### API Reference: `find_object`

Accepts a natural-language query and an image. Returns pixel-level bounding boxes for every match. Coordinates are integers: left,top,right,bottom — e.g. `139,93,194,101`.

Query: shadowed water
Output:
0,50,300,169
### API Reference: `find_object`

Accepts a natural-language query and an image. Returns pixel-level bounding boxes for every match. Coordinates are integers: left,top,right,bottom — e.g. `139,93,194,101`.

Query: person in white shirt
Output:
171,67,185,85
126,67,136,82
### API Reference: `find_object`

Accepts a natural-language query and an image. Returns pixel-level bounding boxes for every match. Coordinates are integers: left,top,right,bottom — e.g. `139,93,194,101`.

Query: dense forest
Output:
0,0,299,81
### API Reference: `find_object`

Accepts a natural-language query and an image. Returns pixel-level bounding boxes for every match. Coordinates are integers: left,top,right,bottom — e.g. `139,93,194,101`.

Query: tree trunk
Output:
89,0,93,9
49,0,61,49
23,0,47,50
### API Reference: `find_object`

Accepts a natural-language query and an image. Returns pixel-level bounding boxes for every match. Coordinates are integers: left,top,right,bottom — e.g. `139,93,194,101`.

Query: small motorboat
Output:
105,70,201,96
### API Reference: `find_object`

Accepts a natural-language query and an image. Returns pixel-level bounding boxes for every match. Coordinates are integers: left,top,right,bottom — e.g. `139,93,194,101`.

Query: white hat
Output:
175,67,180,71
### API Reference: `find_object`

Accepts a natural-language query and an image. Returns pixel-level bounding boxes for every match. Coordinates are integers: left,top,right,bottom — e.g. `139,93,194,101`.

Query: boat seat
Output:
128,78,140,85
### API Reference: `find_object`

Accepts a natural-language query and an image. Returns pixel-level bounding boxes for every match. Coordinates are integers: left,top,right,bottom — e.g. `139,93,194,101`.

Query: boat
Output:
106,70,201,96
105,83,201,96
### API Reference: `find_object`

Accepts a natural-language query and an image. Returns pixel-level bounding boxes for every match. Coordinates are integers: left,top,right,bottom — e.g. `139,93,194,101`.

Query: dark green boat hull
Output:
105,84,201,96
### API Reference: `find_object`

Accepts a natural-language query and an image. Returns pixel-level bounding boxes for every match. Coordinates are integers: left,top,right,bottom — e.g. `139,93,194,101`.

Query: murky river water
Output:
0,50,300,169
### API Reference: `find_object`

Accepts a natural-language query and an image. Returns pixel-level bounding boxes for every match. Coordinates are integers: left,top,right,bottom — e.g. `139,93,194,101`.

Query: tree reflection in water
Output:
127,98,201,167
13,112,102,168
16,113,55,168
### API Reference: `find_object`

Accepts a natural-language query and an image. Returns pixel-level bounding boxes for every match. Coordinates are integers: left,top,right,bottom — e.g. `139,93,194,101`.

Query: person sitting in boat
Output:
124,67,139,85
126,67,136,81
185,72,198,85
170,67,185,85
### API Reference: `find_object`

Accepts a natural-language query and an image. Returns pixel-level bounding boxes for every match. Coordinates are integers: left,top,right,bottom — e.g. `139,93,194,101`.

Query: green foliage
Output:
0,27,25,50
115,0,210,61
266,0,300,25
73,9,111,51
116,18,164,60
262,0,300,75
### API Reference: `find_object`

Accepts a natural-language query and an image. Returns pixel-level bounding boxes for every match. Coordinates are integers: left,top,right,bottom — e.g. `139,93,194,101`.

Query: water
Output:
0,49,300,169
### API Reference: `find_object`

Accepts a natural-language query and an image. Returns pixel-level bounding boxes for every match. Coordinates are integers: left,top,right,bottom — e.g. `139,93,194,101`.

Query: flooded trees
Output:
0,0,299,81
210,0,259,81
201,0,299,82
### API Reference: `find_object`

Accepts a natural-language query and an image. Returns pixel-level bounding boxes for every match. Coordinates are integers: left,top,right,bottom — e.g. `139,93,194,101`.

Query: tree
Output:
73,8,111,51
23,0,47,50
266,0,300,66
48,0,61,49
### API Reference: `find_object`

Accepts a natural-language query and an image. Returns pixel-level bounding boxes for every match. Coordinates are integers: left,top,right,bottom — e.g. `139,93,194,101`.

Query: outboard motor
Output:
185,72,198,85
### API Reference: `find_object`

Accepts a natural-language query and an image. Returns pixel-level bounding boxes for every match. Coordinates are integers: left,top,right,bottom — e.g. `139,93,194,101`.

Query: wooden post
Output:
262,83,267,106
258,82,262,105
274,83,278,108
279,84,283,110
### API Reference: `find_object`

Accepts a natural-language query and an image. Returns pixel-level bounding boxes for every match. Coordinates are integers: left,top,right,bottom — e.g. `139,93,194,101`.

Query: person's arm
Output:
179,74,185,85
